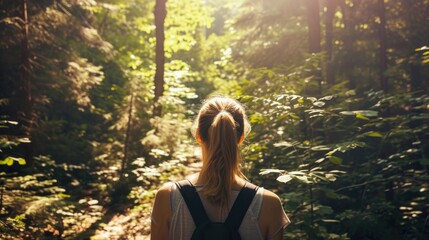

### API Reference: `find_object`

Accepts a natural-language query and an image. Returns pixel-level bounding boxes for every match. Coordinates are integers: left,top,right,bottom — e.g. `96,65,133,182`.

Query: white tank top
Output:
168,183,265,240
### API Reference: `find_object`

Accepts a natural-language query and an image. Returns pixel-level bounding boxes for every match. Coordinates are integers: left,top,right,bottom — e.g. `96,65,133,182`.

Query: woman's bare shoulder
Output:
259,189,287,239
262,188,282,205
156,182,174,197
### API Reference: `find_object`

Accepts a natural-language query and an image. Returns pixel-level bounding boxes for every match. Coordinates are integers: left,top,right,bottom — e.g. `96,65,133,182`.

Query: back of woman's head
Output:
195,97,250,207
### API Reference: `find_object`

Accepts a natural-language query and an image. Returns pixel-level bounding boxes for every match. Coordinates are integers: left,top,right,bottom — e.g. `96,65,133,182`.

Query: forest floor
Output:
1,147,202,239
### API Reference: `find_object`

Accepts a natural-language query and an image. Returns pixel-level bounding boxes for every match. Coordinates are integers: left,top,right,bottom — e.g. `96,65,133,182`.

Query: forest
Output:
1,0,428,239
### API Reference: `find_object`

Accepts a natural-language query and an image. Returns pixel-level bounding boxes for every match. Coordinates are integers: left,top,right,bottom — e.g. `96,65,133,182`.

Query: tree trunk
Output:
120,94,134,180
378,0,388,93
325,0,339,85
153,0,167,117
305,0,322,54
340,1,356,89
21,0,33,162
304,0,322,94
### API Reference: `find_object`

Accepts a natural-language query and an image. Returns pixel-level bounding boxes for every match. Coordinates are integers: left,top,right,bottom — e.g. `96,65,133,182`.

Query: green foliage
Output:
0,120,28,169
240,90,429,239
0,157,26,167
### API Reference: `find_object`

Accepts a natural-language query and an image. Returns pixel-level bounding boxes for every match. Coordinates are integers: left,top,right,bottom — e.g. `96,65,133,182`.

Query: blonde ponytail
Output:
195,97,250,207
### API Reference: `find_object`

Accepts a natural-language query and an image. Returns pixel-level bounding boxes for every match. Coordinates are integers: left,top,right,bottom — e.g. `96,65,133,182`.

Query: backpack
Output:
175,180,259,240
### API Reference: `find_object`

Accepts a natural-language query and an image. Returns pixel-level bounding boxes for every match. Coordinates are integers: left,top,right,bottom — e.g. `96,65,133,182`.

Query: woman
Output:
151,97,290,240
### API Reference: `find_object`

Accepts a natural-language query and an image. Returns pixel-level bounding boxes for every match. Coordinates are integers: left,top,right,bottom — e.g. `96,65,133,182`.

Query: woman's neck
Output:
190,173,247,190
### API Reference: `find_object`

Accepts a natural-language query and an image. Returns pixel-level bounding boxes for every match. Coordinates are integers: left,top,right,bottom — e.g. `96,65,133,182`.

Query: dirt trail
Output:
88,159,202,239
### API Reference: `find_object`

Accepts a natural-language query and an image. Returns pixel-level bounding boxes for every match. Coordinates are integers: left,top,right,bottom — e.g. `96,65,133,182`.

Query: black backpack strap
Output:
225,182,259,231
175,180,210,226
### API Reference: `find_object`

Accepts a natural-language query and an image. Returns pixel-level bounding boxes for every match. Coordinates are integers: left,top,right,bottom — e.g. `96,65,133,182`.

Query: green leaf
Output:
18,158,26,165
326,149,337,156
356,112,370,120
366,131,383,138
328,156,343,164
5,157,13,166
0,157,26,166
289,113,300,119
295,175,311,184
340,110,378,119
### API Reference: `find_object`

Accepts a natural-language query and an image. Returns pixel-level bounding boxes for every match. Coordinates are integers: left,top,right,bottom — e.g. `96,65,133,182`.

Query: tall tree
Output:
20,0,33,161
324,0,340,85
120,93,134,180
340,0,357,88
305,0,322,93
305,0,322,54
153,0,167,117
378,0,388,93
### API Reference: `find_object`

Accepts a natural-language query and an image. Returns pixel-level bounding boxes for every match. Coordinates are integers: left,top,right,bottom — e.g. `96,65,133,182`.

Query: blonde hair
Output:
194,97,251,207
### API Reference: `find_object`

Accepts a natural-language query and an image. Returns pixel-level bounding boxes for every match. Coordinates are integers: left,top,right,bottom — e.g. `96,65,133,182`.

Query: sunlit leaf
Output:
289,113,300,119
260,169,284,175
366,131,383,138
415,46,428,51
88,199,99,205
339,110,355,115
328,156,343,164
356,112,369,120
307,97,317,102
276,175,292,183
340,110,378,119
18,158,26,165
321,219,340,223
311,145,331,151
289,171,307,175
274,141,293,147
313,101,325,107
0,120,18,125
319,95,333,101
325,173,337,181
357,110,378,117
18,138,31,143
295,175,311,184
310,172,328,181
5,157,13,166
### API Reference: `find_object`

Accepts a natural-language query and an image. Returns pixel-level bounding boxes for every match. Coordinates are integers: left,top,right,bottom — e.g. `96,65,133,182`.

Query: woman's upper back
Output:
169,182,266,239
151,179,290,240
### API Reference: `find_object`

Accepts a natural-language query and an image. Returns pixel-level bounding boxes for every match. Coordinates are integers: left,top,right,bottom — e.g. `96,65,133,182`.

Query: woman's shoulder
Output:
261,188,282,205
157,182,174,193
259,188,284,222
259,188,290,239
155,182,175,203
